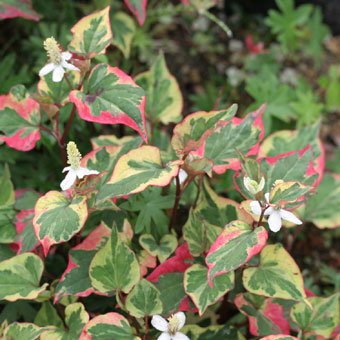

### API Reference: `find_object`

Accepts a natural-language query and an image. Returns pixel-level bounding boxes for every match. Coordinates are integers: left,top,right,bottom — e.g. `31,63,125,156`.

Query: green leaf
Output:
184,324,245,340
304,173,340,229
111,11,136,58
125,279,163,317
69,6,112,58
136,53,183,124
15,209,39,253
290,294,340,338
69,63,147,141
206,221,268,284
139,234,177,262
154,273,186,315
33,191,88,256
269,181,310,205
265,0,312,53
183,209,219,257
41,303,89,340
0,164,14,207
80,312,139,340
3,322,43,340
0,206,16,243
35,302,64,328
243,244,307,302
55,224,111,301
90,224,140,294
171,104,237,156
97,146,181,201
120,186,174,235
246,72,295,122
0,85,41,151
124,0,147,26
184,264,234,315
0,253,48,301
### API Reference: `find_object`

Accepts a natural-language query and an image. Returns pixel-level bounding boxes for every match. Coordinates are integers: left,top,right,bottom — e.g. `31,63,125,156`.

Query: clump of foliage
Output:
0,0,339,339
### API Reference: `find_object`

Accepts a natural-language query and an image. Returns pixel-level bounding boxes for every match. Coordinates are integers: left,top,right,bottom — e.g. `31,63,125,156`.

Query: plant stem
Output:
169,174,181,230
143,316,149,340
201,9,232,37
257,205,269,228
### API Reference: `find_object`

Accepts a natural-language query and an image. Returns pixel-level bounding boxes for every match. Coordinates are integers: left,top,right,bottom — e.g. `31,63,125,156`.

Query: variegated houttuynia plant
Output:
0,2,338,340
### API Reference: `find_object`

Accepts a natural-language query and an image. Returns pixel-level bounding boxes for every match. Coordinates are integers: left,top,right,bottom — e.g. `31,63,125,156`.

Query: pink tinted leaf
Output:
124,0,147,26
0,0,39,21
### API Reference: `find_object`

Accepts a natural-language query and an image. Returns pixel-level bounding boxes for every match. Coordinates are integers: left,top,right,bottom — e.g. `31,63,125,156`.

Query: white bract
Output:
250,192,302,232
243,176,265,195
39,37,80,82
60,142,99,191
173,169,188,186
151,312,190,340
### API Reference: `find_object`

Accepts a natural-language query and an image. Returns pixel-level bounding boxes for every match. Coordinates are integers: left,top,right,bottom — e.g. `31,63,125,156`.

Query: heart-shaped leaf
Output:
125,279,163,317
206,221,268,285
89,224,140,294
243,244,307,302
139,234,177,262
184,264,234,315
33,191,88,256
69,7,112,58
3,322,43,340
70,63,147,141
0,253,48,301
0,85,40,151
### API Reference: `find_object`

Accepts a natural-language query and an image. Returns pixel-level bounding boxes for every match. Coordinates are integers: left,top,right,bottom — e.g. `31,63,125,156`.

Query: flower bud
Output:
243,176,265,195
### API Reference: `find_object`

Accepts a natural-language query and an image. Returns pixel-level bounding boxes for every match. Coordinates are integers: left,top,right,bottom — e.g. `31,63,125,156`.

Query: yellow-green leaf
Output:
97,145,181,201
69,6,112,58
0,253,48,301
111,11,136,58
136,53,183,124
243,244,307,302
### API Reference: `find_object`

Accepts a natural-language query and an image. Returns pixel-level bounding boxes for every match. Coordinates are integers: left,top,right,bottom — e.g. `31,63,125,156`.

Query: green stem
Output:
201,9,232,37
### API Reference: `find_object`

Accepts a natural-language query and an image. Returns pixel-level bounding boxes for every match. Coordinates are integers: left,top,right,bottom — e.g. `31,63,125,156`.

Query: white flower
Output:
39,37,79,82
243,176,265,195
151,312,190,340
226,66,245,87
250,193,302,232
60,141,99,191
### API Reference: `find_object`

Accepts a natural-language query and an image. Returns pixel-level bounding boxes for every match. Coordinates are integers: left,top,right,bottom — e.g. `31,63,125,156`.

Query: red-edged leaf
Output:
0,0,39,21
206,221,268,285
33,191,88,256
197,105,265,174
0,86,41,151
55,224,111,302
147,243,196,314
14,209,39,254
69,63,147,141
147,243,193,282
259,122,325,187
235,293,290,336
124,0,147,26
80,312,138,340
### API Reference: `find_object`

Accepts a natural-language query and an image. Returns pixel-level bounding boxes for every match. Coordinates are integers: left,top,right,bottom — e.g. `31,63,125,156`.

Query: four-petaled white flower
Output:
243,176,265,195
39,37,80,82
60,141,99,191
250,193,302,232
151,312,190,340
